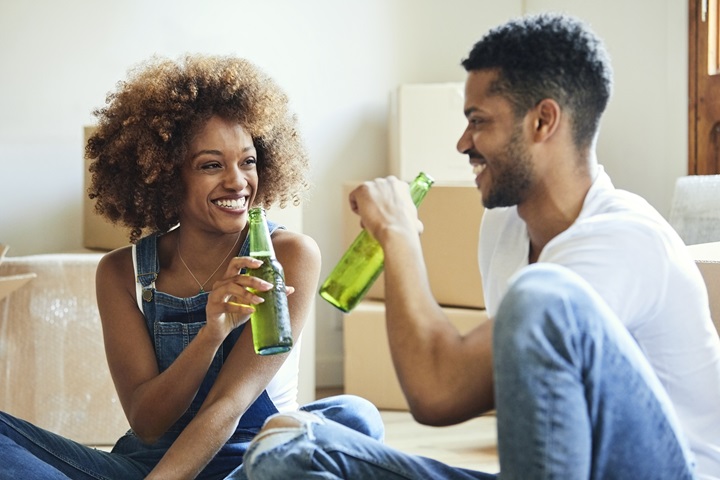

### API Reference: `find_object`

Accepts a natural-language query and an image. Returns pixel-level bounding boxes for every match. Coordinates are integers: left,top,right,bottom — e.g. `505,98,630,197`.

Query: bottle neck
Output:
248,207,276,257
409,172,434,206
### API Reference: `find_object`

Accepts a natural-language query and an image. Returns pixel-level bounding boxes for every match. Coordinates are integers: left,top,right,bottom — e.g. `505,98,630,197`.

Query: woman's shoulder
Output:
271,229,320,259
97,244,135,282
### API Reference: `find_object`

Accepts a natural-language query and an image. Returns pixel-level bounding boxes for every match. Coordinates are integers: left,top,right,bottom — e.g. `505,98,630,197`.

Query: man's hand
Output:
348,176,424,245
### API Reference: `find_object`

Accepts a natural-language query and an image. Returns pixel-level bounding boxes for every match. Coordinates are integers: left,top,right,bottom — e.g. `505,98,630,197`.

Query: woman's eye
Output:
200,162,222,171
243,157,257,166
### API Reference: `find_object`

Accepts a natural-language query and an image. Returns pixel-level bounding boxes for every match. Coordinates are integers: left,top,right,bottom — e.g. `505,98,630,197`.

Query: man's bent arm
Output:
381,225,495,426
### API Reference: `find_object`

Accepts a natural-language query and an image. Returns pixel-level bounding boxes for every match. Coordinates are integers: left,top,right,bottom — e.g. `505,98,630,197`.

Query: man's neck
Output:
520,158,596,263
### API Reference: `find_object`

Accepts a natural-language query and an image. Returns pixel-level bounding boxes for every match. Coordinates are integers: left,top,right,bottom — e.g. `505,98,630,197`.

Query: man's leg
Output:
493,263,695,479
238,411,496,480
299,393,385,441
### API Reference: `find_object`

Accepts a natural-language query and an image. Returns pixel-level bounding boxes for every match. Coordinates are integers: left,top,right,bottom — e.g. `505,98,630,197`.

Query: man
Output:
234,13,720,479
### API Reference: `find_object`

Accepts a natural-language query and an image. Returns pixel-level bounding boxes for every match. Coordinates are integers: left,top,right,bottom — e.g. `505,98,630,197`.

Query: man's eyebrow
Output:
464,106,480,118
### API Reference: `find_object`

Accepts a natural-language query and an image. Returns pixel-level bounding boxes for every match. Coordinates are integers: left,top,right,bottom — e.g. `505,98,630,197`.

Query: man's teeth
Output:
214,198,246,209
472,164,485,175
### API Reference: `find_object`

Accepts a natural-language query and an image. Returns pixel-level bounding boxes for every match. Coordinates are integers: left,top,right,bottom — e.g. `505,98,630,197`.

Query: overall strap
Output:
237,220,285,257
134,233,160,304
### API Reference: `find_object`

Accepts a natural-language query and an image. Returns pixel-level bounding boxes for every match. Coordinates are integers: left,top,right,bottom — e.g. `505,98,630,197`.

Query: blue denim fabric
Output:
133,230,281,446
235,414,495,480
493,263,695,479
238,264,696,480
0,224,384,479
227,394,478,480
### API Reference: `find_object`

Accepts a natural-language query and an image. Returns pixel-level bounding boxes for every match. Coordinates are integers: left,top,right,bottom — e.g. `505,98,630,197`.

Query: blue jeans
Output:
0,395,380,479
238,264,696,480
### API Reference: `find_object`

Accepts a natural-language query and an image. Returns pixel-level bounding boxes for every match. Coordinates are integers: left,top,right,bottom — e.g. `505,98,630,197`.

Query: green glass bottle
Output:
319,172,435,313
247,207,293,355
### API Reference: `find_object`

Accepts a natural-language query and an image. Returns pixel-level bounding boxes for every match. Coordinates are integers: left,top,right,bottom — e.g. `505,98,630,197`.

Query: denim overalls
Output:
0,224,385,480
112,224,283,478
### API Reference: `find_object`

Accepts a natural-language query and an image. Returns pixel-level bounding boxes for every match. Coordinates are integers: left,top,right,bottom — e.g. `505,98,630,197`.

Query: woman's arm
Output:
145,230,321,479
96,246,267,444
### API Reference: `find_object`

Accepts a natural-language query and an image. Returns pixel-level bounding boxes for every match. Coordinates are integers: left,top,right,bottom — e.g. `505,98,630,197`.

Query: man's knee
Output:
254,410,323,443
244,412,322,479
497,264,596,332
260,414,303,433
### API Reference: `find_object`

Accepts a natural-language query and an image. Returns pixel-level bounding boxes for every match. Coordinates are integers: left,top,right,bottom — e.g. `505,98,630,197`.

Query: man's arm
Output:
349,177,495,426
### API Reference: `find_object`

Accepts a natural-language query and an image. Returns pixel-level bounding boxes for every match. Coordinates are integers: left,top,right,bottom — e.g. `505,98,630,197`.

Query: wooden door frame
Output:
689,0,700,174
689,0,720,174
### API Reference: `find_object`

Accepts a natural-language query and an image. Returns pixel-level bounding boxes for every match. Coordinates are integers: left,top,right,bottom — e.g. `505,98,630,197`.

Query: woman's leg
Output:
0,412,150,479
493,263,695,479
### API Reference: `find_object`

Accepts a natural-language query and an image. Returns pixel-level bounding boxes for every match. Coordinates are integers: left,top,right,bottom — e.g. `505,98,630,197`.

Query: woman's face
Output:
179,115,259,234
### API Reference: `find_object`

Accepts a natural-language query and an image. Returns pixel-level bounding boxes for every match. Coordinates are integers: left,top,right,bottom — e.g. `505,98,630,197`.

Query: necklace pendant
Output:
199,287,205,294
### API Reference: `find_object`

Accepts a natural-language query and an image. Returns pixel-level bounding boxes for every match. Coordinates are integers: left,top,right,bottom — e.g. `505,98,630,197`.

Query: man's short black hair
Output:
462,13,613,149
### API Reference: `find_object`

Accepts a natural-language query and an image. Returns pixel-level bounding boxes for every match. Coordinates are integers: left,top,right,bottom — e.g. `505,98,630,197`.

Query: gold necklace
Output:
177,233,241,294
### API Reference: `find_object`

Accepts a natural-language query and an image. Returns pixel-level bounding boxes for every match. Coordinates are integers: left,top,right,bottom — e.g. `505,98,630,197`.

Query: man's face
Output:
457,70,534,209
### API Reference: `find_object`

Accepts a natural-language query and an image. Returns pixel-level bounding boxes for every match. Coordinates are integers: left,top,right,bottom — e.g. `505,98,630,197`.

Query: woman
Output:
0,54,382,479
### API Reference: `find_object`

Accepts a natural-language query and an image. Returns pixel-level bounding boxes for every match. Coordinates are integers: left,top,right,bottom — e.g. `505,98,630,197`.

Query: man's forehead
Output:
464,70,510,111
465,69,501,93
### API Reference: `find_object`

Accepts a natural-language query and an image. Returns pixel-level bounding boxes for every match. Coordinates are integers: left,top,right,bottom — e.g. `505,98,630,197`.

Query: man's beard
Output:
483,126,534,209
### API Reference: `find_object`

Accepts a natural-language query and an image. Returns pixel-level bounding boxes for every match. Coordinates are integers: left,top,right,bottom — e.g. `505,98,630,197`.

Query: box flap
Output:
0,273,37,301
688,242,720,336
687,241,720,263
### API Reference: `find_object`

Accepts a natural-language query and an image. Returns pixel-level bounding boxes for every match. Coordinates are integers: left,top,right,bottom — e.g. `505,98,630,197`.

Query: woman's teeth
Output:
214,198,246,209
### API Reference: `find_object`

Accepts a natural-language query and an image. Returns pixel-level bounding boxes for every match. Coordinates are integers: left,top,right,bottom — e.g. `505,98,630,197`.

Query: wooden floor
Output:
318,387,500,474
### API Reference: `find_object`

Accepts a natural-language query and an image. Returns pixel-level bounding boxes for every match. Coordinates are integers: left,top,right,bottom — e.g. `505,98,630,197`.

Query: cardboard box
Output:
83,126,133,251
388,83,473,184
344,300,488,410
687,241,720,335
340,182,485,309
0,252,130,445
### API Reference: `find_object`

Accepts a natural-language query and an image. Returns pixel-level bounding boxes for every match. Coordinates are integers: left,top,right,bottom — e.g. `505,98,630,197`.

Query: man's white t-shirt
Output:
479,166,720,478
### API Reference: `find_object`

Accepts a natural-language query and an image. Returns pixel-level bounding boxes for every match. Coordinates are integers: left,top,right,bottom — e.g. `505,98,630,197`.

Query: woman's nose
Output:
224,166,248,190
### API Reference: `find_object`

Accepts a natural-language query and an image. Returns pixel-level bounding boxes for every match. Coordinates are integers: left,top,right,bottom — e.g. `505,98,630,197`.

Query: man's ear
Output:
531,98,561,142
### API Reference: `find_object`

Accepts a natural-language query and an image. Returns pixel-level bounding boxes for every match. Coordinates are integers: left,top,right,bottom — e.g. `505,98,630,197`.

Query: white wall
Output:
524,0,688,215
0,0,688,387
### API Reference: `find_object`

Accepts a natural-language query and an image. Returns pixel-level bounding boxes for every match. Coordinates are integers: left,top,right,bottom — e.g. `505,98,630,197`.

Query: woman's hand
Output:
203,256,268,341
203,256,296,342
